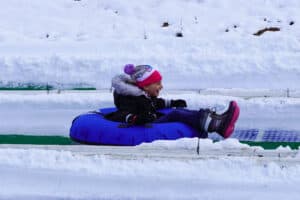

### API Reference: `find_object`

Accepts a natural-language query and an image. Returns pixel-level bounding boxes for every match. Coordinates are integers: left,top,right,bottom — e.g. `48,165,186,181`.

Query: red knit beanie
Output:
124,64,162,87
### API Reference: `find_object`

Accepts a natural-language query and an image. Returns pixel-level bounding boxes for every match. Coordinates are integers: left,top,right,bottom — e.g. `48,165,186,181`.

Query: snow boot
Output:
206,101,240,138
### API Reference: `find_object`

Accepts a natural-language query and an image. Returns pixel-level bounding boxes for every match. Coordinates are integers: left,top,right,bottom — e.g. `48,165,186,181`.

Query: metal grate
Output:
209,129,300,142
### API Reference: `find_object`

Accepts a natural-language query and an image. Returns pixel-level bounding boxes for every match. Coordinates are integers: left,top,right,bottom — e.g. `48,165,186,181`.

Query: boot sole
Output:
223,101,240,138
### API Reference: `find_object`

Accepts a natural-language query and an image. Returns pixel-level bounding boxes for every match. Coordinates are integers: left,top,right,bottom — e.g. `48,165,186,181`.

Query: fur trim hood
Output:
111,74,146,96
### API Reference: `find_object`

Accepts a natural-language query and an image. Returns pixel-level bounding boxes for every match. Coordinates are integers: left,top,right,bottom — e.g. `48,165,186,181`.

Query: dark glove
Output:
170,99,187,108
127,112,157,125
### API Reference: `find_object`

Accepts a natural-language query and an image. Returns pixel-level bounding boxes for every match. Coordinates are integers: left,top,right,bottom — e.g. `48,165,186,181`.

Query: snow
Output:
1,142,300,199
1,0,300,89
1,91,300,135
1,0,300,199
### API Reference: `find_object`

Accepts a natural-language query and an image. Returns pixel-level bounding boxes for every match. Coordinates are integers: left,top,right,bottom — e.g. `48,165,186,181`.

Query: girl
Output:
105,64,240,138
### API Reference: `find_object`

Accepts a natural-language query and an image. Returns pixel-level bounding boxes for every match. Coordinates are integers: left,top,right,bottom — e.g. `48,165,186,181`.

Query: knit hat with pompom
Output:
124,64,162,88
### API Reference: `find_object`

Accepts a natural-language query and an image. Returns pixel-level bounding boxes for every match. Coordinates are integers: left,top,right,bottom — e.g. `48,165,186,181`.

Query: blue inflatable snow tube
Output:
70,107,199,146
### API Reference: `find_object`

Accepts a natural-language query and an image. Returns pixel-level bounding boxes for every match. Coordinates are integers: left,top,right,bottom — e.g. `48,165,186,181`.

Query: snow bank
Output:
1,0,300,89
0,145,300,199
141,137,252,150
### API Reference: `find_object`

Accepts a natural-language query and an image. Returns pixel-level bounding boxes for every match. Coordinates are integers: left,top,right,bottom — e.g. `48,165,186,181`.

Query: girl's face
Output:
143,81,163,97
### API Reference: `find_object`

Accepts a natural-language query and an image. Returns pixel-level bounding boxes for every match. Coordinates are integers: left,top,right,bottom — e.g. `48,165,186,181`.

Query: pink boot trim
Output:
223,101,240,138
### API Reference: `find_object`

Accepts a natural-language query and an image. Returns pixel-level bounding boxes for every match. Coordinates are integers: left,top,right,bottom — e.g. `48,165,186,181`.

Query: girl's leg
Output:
154,101,240,139
154,108,209,138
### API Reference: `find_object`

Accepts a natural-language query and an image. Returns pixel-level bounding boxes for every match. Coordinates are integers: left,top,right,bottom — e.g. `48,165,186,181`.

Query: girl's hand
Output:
170,99,187,108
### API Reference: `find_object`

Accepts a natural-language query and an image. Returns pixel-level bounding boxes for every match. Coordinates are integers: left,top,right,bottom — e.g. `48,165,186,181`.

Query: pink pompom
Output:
124,64,135,75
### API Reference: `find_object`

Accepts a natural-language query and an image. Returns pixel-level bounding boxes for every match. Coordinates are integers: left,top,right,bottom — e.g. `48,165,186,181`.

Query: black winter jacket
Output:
105,75,169,124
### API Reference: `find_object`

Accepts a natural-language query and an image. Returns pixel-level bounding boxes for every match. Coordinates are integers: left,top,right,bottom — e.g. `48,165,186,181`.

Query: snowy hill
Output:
0,0,299,89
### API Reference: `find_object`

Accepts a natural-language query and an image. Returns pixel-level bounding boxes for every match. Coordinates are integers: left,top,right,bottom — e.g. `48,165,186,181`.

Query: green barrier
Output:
0,86,53,90
71,87,96,90
0,87,96,91
241,141,300,150
0,135,73,145
1,135,300,149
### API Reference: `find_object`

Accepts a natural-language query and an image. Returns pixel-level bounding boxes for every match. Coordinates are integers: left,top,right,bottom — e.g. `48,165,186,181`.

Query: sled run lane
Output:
1,143,300,200
1,143,300,166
